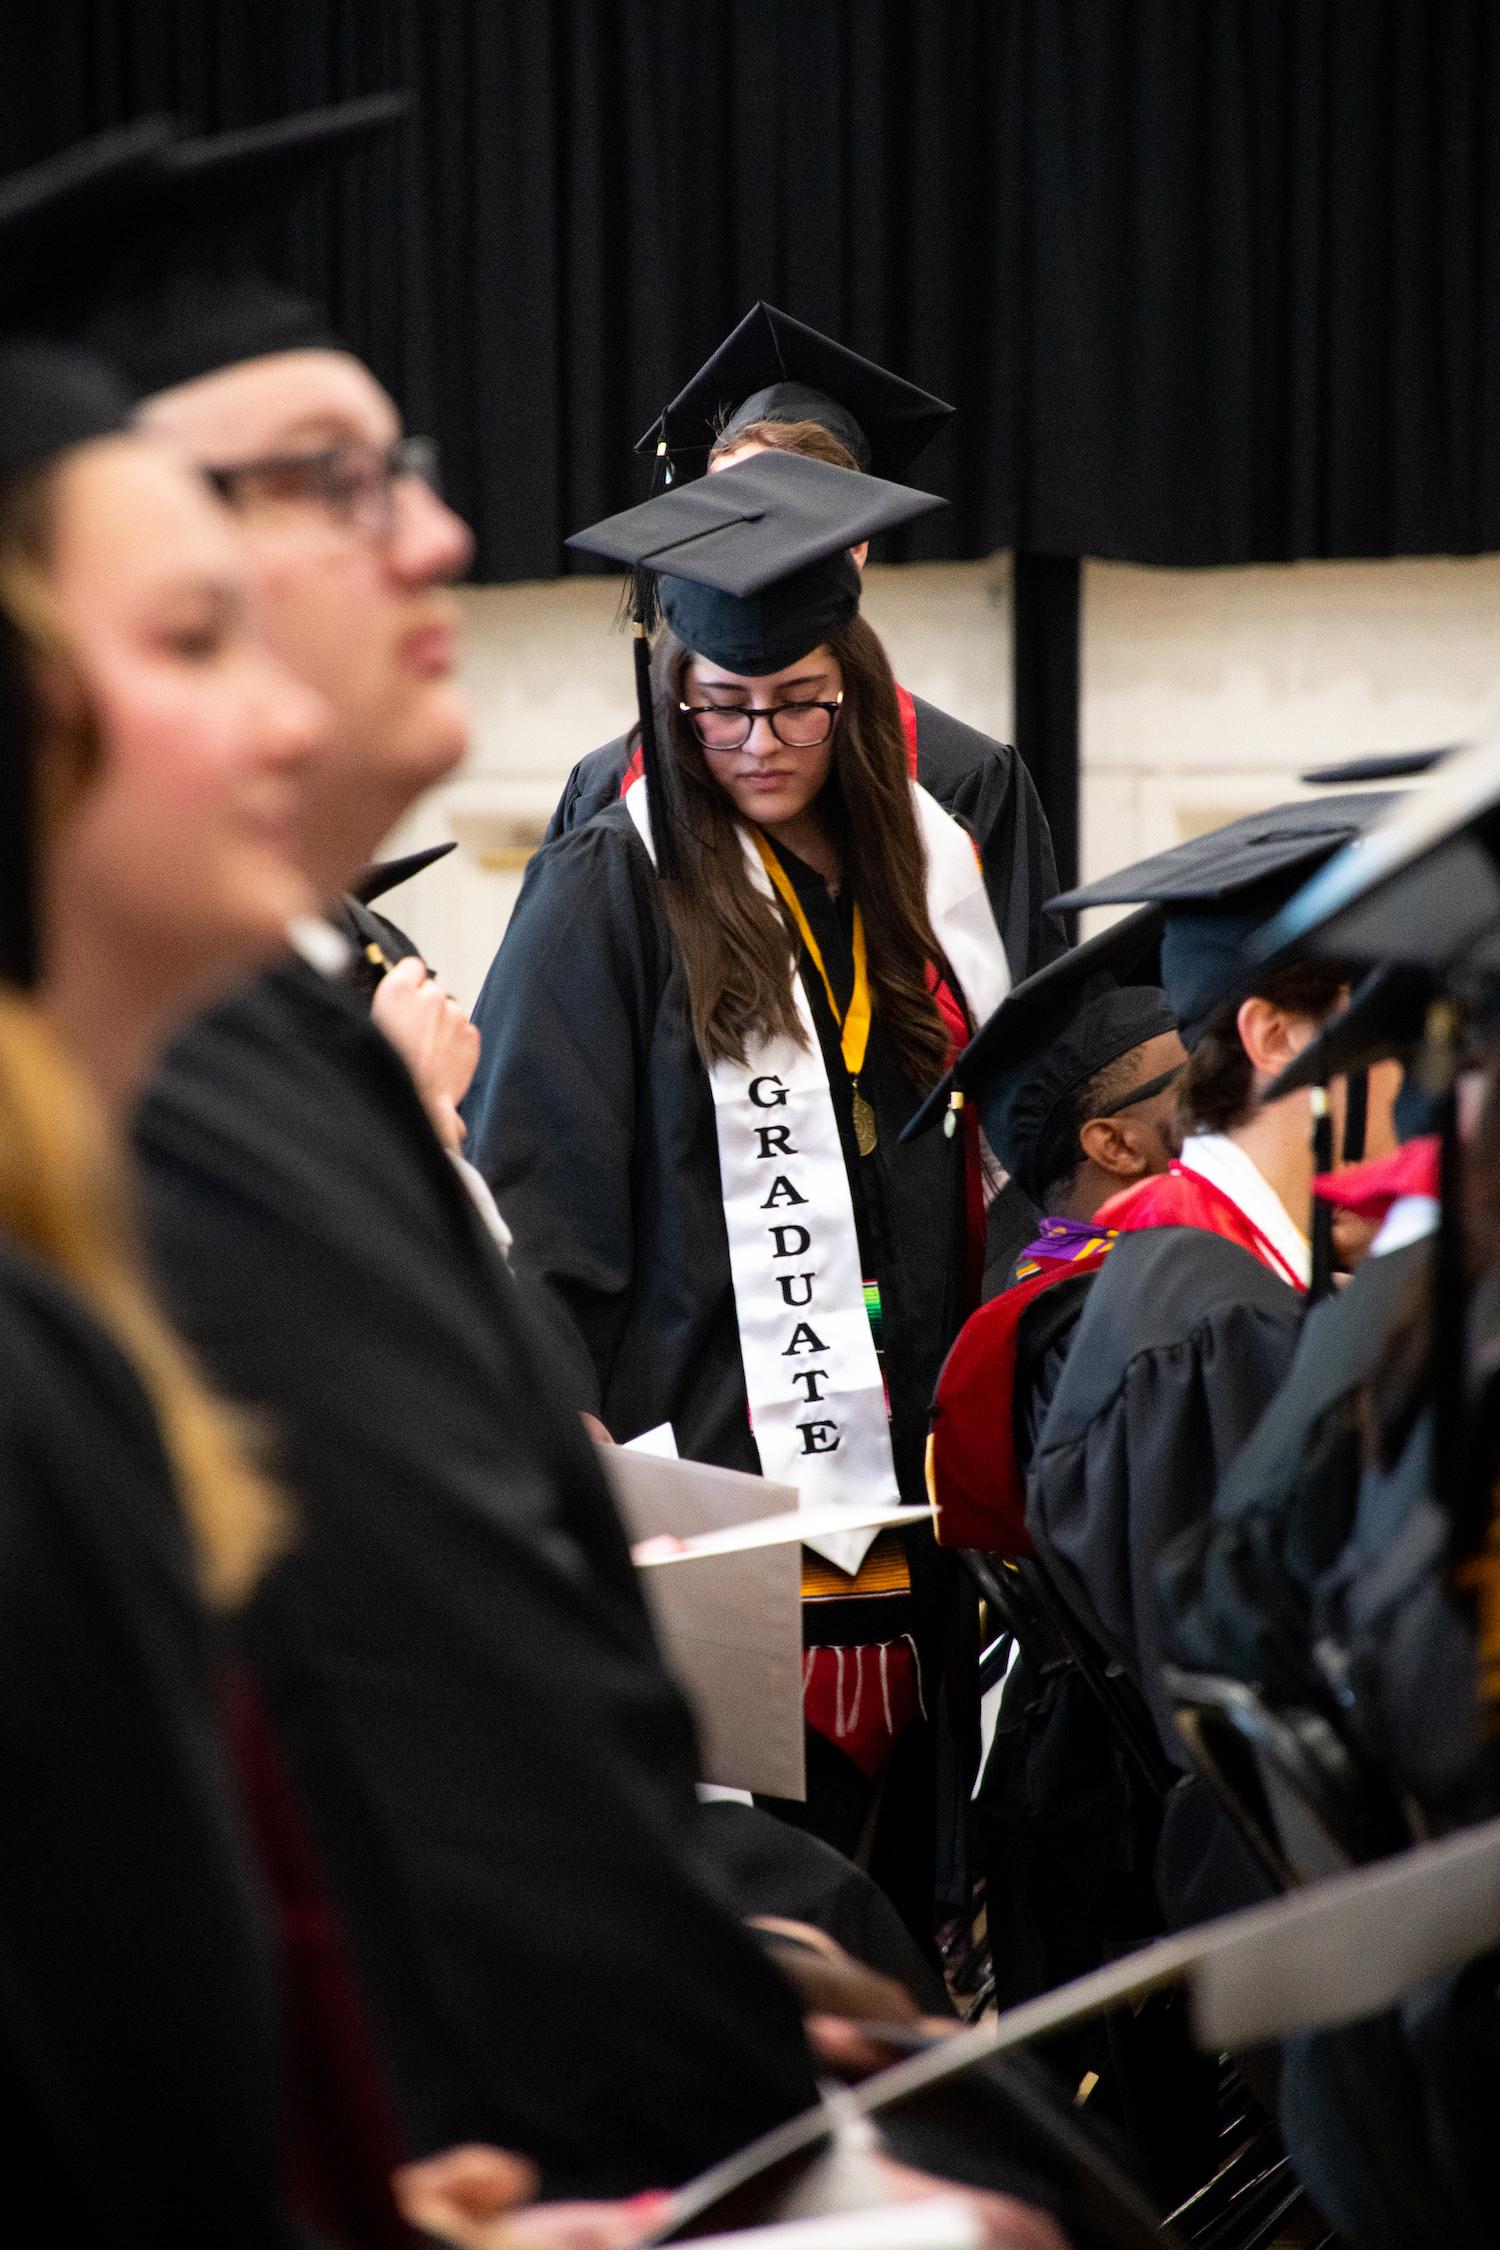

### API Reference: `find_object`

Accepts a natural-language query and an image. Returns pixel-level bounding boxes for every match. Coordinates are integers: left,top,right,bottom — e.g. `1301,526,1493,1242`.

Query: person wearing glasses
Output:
465,450,1012,1944
545,304,1068,993
56,104,842,2203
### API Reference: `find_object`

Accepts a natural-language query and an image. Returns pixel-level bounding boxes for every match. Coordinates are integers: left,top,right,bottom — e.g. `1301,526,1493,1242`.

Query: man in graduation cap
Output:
912,909,1184,1562
543,303,1066,988
1160,753,1500,1832
67,106,1086,2247
37,96,837,2197
1020,798,1404,1924
1156,767,1500,2250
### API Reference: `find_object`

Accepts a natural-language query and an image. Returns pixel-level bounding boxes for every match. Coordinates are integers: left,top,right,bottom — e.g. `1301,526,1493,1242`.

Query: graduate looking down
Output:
545,301,1066,988
465,450,1012,1939
917,908,1186,1563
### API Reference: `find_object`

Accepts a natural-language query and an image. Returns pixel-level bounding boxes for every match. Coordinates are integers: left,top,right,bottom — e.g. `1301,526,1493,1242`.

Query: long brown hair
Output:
0,460,284,1608
652,614,952,1090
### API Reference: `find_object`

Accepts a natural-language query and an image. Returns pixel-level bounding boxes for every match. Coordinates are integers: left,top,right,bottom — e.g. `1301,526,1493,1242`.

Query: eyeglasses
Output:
201,434,441,540
679,693,844,751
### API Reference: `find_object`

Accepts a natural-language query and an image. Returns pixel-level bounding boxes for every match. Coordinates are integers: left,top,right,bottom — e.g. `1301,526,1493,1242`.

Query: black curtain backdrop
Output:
7,0,1500,586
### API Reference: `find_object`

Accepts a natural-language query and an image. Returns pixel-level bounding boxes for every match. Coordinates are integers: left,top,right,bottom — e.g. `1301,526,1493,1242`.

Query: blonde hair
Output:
0,461,284,1608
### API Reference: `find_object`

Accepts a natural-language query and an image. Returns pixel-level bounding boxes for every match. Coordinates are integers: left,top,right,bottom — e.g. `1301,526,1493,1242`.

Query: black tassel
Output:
1343,1067,1369,1165
633,624,678,881
1421,1002,1476,1559
1307,1085,1336,1307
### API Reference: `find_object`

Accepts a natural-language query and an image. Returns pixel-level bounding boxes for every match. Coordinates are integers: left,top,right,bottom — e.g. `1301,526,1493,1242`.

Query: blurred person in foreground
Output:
63,98,1071,2247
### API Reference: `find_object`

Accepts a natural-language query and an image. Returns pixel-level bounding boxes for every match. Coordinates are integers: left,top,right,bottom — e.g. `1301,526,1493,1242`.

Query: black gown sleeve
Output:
464,818,664,1423
0,1254,302,2246
138,970,819,2196
1028,1231,1302,1761
541,735,632,845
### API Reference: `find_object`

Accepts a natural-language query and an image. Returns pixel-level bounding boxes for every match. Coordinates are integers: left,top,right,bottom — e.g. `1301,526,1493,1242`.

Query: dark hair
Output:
652,617,951,1090
708,417,862,474
1035,1045,1154,1208
1179,961,1350,1134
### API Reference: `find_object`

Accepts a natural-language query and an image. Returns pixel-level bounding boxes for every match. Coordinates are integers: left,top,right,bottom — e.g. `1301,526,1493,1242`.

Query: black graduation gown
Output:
134,955,817,2199
464,810,978,1930
0,1235,303,2248
542,694,1068,985
1158,1236,1434,1711
1026,1227,1301,1927
464,803,969,1494
1028,1226,1304,1755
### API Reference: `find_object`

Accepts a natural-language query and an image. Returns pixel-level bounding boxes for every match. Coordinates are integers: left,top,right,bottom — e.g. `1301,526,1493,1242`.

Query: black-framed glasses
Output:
201,434,441,540
679,693,844,751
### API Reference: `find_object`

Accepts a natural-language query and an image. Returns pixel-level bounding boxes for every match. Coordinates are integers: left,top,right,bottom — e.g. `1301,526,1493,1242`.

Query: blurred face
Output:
683,647,842,832
41,432,327,999
141,349,475,896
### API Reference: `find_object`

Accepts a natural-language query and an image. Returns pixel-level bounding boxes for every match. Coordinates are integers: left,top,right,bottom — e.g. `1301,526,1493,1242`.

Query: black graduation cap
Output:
1049,796,1396,1049
79,93,408,399
1301,747,1455,786
0,118,174,333
636,302,953,482
1250,740,1500,983
568,451,944,876
1253,743,1500,1555
350,839,456,905
0,125,158,992
901,906,1178,1204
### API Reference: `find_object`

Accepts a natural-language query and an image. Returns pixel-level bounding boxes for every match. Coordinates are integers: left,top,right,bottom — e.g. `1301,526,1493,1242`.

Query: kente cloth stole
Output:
624,776,1009,1572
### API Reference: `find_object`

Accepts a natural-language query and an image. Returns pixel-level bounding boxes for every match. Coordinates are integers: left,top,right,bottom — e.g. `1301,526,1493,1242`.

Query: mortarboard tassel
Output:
1307,1085,1336,1307
633,620,679,881
1420,1001,1480,1559
1342,1067,1369,1165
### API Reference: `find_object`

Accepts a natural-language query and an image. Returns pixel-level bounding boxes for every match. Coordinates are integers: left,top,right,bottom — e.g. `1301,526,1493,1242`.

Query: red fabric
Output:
618,680,920,795
220,1668,412,2250
1095,1163,1307,1292
803,1639,921,1776
929,1253,1113,1554
893,681,920,776
1312,1135,1440,1220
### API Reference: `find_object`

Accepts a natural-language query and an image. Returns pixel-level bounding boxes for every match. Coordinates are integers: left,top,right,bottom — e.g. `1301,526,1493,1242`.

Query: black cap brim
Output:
570,447,944,594
80,94,409,397
1301,747,1455,786
900,904,1167,1143
1048,794,1397,915
1251,742,1500,976
636,301,953,480
350,840,457,904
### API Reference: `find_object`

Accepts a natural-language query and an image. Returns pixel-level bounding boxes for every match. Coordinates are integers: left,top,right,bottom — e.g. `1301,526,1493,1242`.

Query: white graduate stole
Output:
626,779,1009,1572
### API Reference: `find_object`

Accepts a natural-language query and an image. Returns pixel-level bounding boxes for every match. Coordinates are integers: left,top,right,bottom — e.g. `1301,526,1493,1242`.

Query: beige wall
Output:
380,552,1500,1006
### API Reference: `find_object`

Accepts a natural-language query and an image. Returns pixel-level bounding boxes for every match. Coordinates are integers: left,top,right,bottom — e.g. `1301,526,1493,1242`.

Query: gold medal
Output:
852,1090,879,1157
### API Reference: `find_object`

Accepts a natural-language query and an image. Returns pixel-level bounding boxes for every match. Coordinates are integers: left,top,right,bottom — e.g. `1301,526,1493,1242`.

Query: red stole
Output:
1311,1135,1440,1222
929,1247,1113,1555
1095,1164,1307,1292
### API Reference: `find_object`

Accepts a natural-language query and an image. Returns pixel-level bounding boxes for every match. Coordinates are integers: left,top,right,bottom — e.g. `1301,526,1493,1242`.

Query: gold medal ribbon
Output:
752,832,877,1152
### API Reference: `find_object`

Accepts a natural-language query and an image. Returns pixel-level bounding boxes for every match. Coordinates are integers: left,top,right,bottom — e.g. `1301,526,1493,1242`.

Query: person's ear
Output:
1077,1114,1151,1182
1236,992,1312,1080
848,541,869,573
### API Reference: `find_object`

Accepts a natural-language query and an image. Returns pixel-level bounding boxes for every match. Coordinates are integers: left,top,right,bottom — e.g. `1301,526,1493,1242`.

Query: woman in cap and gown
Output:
466,449,1010,1943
